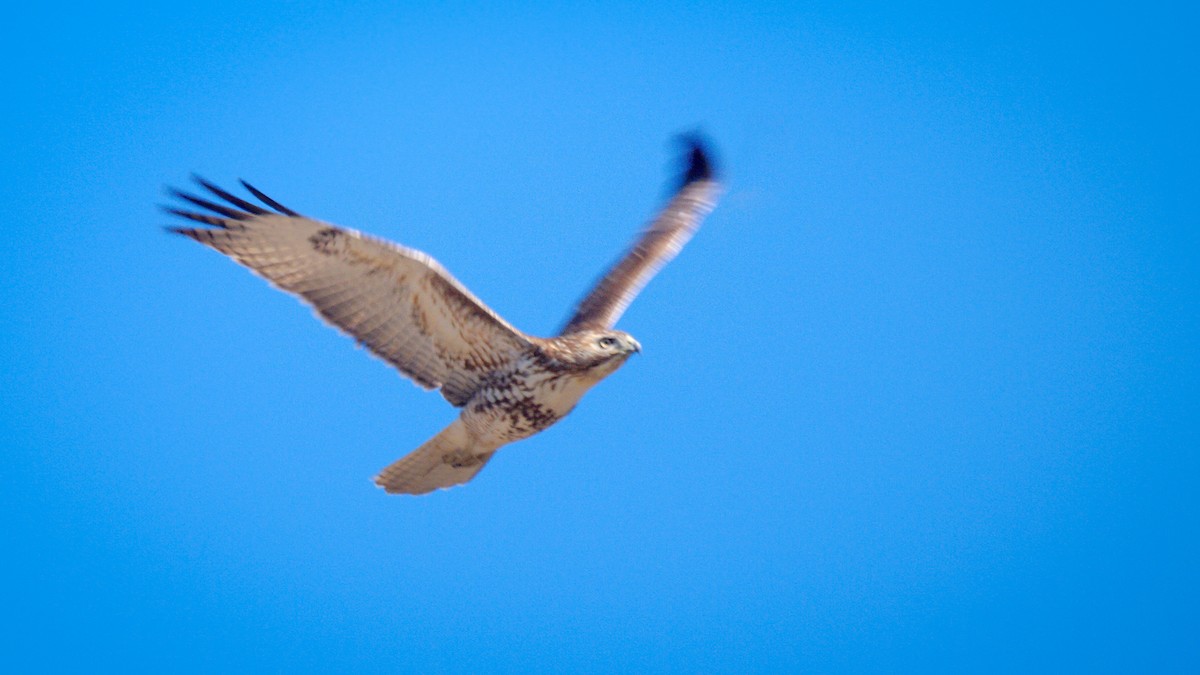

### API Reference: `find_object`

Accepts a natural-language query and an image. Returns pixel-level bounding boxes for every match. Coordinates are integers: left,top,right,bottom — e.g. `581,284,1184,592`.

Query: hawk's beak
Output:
627,338,642,354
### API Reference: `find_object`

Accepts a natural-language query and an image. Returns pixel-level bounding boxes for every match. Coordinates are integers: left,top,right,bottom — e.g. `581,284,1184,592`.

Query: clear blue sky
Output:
2,2,1194,671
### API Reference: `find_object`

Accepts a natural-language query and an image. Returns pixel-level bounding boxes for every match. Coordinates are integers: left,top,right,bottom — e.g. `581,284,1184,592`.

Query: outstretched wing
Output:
560,136,722,334
166,178,532,407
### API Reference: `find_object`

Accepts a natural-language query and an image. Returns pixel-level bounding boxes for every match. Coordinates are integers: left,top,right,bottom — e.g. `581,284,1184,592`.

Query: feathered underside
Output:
560,135,722,334
164,177,534,407
166,137,723,495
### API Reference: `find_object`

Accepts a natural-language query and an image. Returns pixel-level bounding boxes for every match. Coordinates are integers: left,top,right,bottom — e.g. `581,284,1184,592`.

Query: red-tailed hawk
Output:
167,138,721,494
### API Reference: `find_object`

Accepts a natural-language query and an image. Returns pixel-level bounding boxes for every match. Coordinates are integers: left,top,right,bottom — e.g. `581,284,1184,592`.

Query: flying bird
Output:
167,138,721,494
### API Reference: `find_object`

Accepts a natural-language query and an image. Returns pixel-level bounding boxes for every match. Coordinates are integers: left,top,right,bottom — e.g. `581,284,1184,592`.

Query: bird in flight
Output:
167,137,721,494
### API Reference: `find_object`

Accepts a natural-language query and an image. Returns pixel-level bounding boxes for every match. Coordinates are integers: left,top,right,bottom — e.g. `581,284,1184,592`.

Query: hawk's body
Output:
168,139,720,494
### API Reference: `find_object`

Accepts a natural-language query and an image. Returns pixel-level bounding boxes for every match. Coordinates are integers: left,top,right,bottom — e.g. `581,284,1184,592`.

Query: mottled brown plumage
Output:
167,138,721,494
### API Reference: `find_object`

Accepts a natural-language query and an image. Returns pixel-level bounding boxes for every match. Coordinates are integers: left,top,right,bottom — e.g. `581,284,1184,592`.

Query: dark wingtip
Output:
239,179,300,216
677,131,716,186
159,203,230,228
191,174,270,215
163,225,206,242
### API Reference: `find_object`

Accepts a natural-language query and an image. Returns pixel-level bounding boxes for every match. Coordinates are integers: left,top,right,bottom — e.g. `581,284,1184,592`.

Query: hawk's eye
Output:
598,337,617,349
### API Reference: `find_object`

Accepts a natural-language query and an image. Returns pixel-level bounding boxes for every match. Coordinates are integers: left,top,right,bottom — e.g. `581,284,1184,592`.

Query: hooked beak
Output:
626,337,642,354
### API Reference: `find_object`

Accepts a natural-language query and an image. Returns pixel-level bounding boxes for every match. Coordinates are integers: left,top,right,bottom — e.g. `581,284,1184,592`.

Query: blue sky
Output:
2,2,1194,671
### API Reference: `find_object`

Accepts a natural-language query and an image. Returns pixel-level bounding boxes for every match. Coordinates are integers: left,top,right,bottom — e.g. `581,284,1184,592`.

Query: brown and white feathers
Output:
167,137,721,494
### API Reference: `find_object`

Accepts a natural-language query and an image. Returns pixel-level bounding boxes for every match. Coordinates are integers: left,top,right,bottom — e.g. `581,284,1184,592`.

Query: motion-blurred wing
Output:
166,178,531,407
561,137,722,334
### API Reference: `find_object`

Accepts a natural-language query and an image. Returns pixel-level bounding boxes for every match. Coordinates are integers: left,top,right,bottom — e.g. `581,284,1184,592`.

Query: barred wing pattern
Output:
561,139,721,334
166,179,532,407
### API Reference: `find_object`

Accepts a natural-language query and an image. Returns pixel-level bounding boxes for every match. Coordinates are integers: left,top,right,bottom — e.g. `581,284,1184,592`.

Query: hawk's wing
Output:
166,178,532,407
560,137,722,334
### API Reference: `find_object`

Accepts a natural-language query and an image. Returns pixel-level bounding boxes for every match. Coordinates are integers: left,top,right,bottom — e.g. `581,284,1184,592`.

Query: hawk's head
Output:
550,328,641,379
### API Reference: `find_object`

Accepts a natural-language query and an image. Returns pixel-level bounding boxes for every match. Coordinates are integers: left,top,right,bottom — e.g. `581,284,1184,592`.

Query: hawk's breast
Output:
461,355,599,447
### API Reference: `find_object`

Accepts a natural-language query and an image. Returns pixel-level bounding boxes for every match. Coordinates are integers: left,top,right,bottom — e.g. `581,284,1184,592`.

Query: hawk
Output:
167,138,721,494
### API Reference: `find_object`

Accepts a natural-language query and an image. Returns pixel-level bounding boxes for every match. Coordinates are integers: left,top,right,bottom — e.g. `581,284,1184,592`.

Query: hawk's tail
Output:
373,419,495,495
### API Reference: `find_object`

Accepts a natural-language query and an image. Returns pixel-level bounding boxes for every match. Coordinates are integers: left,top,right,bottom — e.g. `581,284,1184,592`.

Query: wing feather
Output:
167,178,531,406
560,137,722,333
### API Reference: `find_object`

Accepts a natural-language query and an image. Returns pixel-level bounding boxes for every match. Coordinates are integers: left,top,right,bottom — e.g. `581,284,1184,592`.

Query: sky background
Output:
1,1,1195,672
